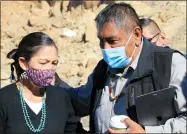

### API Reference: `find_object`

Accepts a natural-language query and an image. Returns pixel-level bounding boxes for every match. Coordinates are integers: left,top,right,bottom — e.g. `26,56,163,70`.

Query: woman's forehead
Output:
31,46,58,60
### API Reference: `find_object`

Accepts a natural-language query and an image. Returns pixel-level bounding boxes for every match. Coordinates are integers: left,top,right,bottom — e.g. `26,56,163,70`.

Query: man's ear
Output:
134,27,142,47
159,32,166,46
18,57,29,71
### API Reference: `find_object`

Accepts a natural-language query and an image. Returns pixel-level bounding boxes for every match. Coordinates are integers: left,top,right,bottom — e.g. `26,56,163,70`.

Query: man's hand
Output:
108,128,126,133
124,118,145,133
108,118,146,133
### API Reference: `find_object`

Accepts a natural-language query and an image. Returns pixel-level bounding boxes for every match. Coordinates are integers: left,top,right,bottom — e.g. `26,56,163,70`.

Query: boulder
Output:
85,21,97,42
49,1,62,17
86,58,98,68
56,64,70,76
83,1,100,10
28,16,52,30
62,0,70,12
51,17,64,28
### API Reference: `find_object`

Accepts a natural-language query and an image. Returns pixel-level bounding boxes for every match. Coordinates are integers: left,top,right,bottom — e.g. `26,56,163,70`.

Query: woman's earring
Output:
9,71,16,83
20,72,28,81
9,63,16,83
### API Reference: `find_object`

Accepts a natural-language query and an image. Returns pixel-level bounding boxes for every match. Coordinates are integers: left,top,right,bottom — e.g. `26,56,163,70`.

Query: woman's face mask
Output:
26,67,56,87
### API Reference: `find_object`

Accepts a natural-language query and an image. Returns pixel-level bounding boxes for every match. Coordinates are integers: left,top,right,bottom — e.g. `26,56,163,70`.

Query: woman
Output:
0,32,77,134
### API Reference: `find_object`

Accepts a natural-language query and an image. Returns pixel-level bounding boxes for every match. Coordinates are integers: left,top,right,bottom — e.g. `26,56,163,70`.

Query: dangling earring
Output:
9,63,16,83
9,71,16,83
20,72,28,81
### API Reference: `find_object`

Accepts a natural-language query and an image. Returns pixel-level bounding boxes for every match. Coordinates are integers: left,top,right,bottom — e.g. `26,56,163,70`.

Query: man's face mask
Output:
101,32,136,68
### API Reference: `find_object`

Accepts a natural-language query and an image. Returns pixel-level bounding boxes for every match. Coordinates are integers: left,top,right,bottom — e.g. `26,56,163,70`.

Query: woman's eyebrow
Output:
39,58,49,61
38,58,58,62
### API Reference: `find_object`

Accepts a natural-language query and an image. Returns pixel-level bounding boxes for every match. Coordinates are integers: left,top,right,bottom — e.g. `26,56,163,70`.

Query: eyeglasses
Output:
147,32,160,42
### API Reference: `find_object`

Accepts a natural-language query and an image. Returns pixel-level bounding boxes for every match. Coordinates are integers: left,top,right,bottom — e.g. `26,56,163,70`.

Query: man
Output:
68,3,186,133
139,18,167,47
140,18,187,58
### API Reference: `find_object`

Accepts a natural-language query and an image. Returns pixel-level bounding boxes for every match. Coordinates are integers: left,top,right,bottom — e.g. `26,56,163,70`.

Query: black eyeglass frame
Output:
147,32,160,42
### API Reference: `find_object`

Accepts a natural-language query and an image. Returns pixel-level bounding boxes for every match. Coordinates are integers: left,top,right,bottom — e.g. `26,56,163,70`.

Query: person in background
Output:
140,18,186,57
0,32,78,134
139,18,169,47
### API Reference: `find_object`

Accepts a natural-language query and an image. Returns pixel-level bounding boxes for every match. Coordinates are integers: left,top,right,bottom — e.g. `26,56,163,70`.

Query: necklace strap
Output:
19,86,47,132
109,67,130,100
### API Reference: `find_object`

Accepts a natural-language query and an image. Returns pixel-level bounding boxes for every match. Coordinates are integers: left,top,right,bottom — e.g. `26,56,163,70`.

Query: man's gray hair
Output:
95,3,142,34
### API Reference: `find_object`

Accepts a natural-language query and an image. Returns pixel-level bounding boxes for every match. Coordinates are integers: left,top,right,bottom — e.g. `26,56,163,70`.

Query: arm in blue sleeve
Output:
66,73,94,117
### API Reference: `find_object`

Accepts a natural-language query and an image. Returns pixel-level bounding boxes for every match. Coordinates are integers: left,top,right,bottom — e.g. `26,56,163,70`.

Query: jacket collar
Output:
130,37,155,80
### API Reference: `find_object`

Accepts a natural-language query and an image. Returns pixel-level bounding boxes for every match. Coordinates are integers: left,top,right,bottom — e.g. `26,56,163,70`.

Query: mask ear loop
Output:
129,44,137,58
124,32,133,49
124,31,137,59
126,27,141,58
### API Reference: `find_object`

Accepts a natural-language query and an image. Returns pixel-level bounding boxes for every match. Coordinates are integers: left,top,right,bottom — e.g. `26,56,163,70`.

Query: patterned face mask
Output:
26,67,56,87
